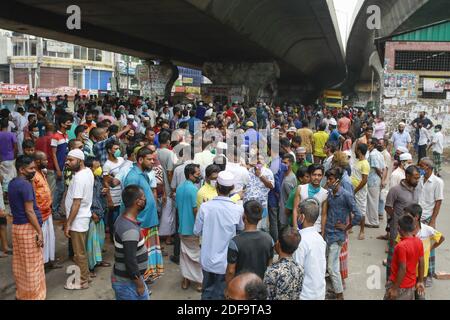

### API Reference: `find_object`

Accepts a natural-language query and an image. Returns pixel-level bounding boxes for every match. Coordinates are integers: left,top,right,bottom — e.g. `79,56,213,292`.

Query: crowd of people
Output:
0,92,446,300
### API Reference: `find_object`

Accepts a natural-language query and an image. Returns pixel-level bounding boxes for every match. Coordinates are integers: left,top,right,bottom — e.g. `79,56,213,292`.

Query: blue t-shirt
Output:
328,129,341,145
175,180,198,236
8,177,42,225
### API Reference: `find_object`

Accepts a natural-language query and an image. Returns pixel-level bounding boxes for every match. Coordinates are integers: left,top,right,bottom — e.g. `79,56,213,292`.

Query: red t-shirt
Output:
35,134,55,170
389,236,424,288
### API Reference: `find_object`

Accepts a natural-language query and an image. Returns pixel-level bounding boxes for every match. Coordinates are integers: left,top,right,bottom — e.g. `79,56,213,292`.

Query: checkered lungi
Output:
423,216,436,277
386,239,395,280
433,152,442,175
12,223,46,300
339,236,349,280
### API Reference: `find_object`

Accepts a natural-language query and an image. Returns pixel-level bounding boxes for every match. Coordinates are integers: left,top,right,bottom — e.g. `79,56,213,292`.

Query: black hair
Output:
22,139,35,150
280,137,291,148
1,117,9,129
325,167,343,180
68,139,82,151
205,164,221,179
217,184,234,196
106,139,120,152
296,166,309,180
307,164,324,175
136,147,152,161
158,130,171,145
126,144,136,158
319,123,327,131
179,121,188,129
84,156,96,168
398,215,415,233
122,185,144,209
57,112,73,126
405,165,419,176
404,203,422,221
244,278,267,300
292,136,302,145
109,124,119,135
75,125,87,138
243,200,263,225
279,226,301,254
370,137,379,146
15,155,34,172
184,163,200,180
326,142,338,153
301,119,309,127
282,153,295,164
357,143,368,156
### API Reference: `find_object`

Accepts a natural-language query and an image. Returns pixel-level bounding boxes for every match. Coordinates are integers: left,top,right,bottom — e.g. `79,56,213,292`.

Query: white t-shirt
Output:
297,184,329,233
103,157,126,207
418,127,430,146
419,174,444,221
65,168,94,232
432,132,444,154
226,162,250,193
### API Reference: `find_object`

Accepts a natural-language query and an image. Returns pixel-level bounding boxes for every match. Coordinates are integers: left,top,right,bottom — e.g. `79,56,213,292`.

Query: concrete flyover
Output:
1,0,346,102
345,0,450,92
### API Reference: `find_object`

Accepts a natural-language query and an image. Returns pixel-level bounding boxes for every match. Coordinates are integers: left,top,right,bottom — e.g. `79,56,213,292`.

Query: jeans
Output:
106,206,120,241
327,242,344,294
52,176,65,215
112,280,150,300
268,206,279,242
201,270,226,300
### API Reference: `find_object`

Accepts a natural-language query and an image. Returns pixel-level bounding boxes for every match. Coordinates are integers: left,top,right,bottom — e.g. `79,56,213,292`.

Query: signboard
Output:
0,83,29,95
182,77,193,84
46,40,72,53
13,63,37,69
53,86,78,96
423,78,449,93
117,61,136,75
36,88,54,97
135,64,149,81
185,86,200,94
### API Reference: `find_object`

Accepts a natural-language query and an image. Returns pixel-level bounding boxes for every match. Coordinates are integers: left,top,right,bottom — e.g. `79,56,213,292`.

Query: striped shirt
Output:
113,215,147,280
50,131,68,171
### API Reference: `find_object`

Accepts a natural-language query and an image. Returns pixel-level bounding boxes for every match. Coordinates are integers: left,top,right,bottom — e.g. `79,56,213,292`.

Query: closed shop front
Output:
84,69,112,90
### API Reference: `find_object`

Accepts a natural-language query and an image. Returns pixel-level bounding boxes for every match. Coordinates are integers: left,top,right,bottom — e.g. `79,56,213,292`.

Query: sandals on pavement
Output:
64,281,89,290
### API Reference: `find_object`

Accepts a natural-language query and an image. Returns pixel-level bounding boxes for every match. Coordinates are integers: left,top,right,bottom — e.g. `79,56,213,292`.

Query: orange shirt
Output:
32,170,52,221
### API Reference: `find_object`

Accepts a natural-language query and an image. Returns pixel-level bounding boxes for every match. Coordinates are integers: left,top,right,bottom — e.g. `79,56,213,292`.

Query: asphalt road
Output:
1,167,450,300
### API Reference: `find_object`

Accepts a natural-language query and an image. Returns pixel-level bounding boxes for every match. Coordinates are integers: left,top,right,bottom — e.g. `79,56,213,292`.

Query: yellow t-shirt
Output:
312,131,329,158
196,183,240,208
351,159,370,188
395,224,442,277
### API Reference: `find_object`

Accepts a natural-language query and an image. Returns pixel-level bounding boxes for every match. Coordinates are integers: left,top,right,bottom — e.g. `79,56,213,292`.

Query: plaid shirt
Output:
93,136,116,166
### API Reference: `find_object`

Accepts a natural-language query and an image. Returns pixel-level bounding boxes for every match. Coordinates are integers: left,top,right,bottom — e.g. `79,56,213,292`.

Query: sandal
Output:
64,281,89,290
0,252,8,259
195,284,202,293
358,233,365,240
97,261,111,267
181,278,190,290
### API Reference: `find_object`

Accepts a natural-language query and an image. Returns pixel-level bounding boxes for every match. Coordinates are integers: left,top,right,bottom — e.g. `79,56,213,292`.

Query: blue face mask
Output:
114,149,121,158
419,168,426,177
280,163,288,172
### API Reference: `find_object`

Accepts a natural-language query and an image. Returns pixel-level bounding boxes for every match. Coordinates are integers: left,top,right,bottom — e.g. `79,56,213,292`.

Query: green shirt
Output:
292,160,312,175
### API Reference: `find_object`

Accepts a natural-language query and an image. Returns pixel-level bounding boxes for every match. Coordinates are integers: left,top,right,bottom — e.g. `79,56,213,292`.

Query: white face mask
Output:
210,180,217,188
32,132,39,138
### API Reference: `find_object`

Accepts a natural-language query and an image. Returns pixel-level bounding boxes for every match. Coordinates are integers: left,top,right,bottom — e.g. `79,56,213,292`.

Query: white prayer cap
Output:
217,141,228,150
329,119,337,126
296,147,306,153
399,153,412,161
396,146,409,153
217,171,234,187
398,122,406,127
67,149,85,161
127,114,135,120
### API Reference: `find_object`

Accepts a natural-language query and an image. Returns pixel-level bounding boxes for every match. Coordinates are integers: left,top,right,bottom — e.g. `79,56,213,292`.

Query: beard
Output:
71,160,81,172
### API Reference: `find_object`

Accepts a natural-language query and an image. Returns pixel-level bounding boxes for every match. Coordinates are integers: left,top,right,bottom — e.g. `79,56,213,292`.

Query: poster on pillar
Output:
139,64,176,99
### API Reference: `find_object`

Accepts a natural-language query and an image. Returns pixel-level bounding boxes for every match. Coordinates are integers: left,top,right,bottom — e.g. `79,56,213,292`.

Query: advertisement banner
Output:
185,86,200,94
0,83,29,95
182,77,193,84
423,78,446,93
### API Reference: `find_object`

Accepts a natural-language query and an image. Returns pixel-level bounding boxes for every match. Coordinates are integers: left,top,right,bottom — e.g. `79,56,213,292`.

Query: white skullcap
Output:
399,122,406,127
399,153,412,161
67,149,85,161
296,147,306,153
329,119,337,126
127,114,135,120
217,171,234,187
396,146,409,153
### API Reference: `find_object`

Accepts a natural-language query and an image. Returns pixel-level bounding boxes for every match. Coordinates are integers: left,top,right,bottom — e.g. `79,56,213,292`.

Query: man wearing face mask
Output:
111,185,150,300
175,163,203,291
82,110,97,133
32,151,61,270
103,141,126,240
390,122,411,154
121,148,163,283
390,153,413,189
323,167,361,300
279,154,297,231
8,155,46,300
63,149,94,290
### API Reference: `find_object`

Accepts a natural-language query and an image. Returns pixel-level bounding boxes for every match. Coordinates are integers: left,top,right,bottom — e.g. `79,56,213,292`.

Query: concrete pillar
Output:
139,60,179,101
202,62,280,104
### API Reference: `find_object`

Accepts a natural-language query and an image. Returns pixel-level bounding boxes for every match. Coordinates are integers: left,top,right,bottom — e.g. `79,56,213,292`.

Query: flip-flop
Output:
64,282,89,290
0,253,8,258
97,261,111,267
358,233,365,240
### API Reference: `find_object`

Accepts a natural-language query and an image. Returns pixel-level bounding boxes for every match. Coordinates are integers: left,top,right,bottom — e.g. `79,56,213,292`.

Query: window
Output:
88,48,102,62
88,48,95,61
73,45,87,60
13,40,25,56
73,69,83,88
395,51,450,71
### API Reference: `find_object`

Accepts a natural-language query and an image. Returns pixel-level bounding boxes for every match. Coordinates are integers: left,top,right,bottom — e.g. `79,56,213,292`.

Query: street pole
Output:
26,34,33,92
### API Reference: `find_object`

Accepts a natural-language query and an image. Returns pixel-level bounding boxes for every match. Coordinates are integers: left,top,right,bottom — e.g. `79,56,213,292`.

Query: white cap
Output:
329,119,337,126
296,147,306,153
67,149,85,161
209,103,213,108
127,115,135,120
217,171,234,187
396,146,409,153
217,141,228,150
287,127,297,132
399,122,406,127
399,153,412,161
